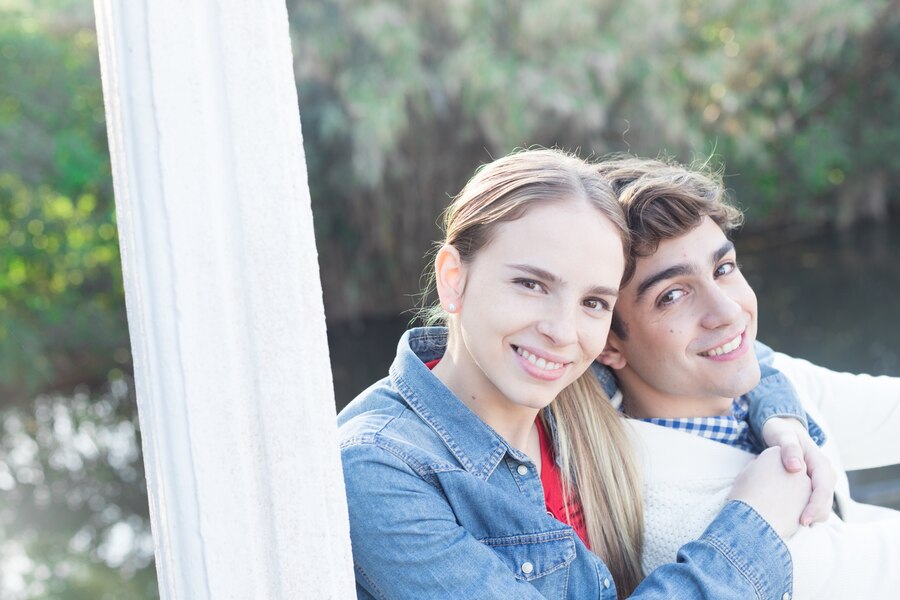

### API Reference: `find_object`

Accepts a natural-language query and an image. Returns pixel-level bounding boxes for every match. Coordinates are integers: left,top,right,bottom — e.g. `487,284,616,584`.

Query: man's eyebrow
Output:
507,264,618,298
634,239,737,301
714,240,735,262
635,264,694,301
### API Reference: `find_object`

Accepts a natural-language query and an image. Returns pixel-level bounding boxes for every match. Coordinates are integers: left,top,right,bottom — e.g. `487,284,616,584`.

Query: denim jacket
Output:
747,342,826,444
338,327,794,599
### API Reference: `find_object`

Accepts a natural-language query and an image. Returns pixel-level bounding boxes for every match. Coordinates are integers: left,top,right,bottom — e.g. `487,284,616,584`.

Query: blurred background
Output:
2,0,899,597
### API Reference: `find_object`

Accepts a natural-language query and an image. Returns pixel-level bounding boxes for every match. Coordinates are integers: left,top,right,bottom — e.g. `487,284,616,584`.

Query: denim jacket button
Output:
782,594,790,600
603,578,610,589
516,464,528,476
521,561,534,575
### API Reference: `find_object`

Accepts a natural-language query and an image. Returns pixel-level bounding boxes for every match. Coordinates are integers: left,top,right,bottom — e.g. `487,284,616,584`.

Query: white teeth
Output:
516,347,563,371
702,334,742,357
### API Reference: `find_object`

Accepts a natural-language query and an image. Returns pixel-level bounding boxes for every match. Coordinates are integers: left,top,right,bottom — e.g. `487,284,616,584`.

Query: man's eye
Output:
715,261,737,277
658,289,686,306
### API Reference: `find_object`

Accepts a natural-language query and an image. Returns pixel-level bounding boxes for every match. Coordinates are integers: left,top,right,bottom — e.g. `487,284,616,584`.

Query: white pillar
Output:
93,1,355,598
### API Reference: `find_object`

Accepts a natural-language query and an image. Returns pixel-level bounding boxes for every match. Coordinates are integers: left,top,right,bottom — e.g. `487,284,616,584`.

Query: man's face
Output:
601,217,760,418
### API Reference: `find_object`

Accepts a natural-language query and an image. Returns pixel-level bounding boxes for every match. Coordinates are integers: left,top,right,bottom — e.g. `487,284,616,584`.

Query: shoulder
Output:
338,382,461,487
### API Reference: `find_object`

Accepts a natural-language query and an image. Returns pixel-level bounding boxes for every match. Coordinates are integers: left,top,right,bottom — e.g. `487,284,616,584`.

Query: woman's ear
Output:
597,333,627,370
434,244,466,313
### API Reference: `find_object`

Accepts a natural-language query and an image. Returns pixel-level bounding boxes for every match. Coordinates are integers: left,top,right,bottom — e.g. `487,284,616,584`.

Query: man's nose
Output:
701,285,743,329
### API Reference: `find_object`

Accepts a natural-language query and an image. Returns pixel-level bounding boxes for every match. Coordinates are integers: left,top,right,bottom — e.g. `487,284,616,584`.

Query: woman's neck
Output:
431,348,541,462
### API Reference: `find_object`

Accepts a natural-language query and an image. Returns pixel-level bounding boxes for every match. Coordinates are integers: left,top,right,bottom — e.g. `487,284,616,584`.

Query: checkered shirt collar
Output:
639,397,759,453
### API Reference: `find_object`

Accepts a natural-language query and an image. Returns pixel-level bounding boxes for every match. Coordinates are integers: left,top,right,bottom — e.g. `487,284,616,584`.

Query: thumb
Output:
777,440,805,473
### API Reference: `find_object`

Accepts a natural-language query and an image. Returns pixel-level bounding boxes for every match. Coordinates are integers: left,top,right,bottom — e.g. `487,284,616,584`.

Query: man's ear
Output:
434,244,466,312
598,332,627,370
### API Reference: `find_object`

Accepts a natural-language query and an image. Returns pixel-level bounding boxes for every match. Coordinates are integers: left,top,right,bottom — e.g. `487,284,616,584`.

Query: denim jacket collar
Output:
389,327,529,480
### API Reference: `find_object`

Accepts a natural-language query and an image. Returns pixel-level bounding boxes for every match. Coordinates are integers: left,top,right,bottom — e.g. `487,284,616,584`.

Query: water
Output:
741,221,900,378
327,220,900,509
740,220,900,509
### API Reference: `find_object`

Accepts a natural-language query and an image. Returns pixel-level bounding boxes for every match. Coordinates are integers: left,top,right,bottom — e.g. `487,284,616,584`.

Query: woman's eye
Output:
583,298,611,312
715,261,737,277
515,278,543,292
658,289,686,306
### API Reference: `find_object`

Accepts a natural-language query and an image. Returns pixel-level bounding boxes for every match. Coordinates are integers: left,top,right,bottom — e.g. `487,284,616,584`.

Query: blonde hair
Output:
546,375,645,598
423,148,645,596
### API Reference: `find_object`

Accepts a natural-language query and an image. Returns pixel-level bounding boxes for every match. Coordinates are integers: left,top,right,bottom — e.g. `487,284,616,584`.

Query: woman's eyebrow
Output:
506,263,560,284
506,264,618,297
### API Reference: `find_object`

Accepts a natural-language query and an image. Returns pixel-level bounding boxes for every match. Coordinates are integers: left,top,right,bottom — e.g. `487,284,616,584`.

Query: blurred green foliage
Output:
0,175,125,400
0,5,125,404
288,0,900,318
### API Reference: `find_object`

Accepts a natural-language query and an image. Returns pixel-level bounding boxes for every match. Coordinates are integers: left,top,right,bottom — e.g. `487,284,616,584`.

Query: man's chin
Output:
727,360,762,398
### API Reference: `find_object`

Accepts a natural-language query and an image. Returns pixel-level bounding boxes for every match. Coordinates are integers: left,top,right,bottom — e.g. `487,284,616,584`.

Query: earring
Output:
447,303,457,313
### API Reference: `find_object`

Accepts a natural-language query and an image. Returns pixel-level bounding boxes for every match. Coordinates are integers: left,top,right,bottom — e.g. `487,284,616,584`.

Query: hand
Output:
761,416,836,525
729,446,812,539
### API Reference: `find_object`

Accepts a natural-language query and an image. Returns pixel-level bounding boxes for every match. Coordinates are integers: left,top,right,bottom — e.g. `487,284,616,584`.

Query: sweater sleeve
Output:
772,352,900,471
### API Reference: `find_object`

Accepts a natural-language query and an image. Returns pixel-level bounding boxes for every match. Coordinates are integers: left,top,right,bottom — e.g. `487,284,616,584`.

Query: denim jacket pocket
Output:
480,529,576,582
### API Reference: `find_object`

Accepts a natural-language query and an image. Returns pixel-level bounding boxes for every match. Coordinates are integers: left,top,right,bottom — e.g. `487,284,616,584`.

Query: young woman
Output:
337,149,810,599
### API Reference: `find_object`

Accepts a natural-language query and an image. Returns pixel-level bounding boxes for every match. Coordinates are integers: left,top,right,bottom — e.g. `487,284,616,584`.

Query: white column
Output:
93,1,355,598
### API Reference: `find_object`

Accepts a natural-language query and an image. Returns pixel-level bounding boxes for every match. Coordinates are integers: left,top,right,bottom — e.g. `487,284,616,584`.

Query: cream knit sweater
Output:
620,352,900,599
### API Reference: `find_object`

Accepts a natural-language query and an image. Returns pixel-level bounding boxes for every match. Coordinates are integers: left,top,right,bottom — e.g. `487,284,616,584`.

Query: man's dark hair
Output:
595,156,744,338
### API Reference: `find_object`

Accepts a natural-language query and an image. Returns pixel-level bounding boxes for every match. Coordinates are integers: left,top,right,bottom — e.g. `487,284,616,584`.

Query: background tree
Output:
0,1,124,404
288,0,900,319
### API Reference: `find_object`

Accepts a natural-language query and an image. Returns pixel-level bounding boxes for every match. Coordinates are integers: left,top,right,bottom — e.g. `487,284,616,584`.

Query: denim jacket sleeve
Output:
632,501,793,600
748,341,826,446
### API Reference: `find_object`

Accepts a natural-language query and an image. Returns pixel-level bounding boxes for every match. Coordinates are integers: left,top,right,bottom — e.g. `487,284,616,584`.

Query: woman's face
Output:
450,200,625,412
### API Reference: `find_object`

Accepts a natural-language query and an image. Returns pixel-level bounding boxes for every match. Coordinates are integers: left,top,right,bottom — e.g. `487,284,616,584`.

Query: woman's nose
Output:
536,304,578,346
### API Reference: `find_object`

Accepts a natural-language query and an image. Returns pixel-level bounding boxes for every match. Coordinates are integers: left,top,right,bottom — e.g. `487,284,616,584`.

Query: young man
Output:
595,157,900,599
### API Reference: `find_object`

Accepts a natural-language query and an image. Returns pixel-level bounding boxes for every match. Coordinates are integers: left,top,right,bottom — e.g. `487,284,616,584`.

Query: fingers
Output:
759,416,838,527
762,417,807,472
801,455,837,526
730,447,811,539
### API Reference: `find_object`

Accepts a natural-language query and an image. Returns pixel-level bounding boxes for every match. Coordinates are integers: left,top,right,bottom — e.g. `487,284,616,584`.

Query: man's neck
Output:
618,376,733,419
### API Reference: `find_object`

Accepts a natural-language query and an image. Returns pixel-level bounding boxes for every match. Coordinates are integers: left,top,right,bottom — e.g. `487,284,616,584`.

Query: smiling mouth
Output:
698,332,743,357
512,346,566,371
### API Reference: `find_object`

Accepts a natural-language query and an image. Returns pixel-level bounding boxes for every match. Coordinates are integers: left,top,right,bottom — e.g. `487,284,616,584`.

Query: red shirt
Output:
537,417,589,548
423,358,590,548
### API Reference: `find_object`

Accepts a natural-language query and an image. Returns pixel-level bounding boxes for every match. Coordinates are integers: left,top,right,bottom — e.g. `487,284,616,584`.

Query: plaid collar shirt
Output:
639,397,762,454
